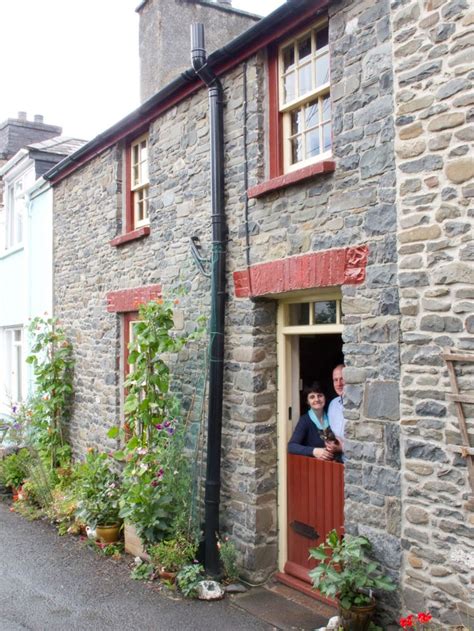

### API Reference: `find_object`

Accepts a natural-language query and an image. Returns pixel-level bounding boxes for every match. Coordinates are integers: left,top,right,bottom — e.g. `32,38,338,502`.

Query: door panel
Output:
285,454,344,584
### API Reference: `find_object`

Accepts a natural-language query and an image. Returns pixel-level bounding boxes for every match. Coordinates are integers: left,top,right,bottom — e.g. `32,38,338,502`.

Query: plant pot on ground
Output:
75,450,122,541
149,534,197,581
309,529,396,631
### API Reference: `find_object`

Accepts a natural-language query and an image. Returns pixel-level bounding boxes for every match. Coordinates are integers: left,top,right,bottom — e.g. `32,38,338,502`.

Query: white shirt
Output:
328,396,345,439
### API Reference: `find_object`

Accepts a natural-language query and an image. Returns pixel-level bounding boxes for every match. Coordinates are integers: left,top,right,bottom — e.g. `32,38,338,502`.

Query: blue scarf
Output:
308,408,329,431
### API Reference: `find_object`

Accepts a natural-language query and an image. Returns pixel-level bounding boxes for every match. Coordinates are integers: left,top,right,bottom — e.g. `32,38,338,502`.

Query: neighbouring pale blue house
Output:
0,130,85,414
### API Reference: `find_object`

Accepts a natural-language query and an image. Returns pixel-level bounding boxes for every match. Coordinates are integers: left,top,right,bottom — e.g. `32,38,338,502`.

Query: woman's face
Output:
307,391,325,414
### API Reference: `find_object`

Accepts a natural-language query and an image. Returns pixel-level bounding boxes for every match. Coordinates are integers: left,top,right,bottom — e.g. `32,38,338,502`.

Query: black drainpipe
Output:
191,23,226,577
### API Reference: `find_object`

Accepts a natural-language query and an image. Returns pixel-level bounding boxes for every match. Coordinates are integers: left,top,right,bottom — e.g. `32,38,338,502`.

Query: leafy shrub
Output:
218,536,239,582
0,448,32,489
149,534,197,573
75,451,121,528
309,529,396,610
176,563,205,597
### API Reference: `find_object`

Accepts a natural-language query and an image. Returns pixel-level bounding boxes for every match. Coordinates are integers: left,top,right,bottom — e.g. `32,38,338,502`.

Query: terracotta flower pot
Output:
338,598,376,631
96,523,121,544
159,568,178,583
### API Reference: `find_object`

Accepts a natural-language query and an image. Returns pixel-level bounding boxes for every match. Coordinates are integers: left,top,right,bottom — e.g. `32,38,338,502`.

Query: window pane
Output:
289,303,310,326
316,53,329,87
298,63,312,96
291,109,303,135
297,35,312,61
323,123,332,152
16,344,22,401
322,95,331,122
316,25,328,50
306,129,320,158
283,45,295,72
291,135,303,164
283,72,295,102
314,301,337,324
305,101,319,129
141,159,149,183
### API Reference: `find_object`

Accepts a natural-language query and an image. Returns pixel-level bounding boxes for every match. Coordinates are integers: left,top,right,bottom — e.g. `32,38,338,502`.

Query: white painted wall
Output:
0,163,53,414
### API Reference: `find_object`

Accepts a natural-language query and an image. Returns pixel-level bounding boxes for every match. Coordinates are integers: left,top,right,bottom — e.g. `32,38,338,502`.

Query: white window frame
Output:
5,179,25,249
2,327,24,405
279,19,332,173
130,134,149,228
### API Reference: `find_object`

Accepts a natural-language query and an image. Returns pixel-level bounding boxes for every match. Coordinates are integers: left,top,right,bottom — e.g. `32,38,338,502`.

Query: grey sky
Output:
0,0,284,141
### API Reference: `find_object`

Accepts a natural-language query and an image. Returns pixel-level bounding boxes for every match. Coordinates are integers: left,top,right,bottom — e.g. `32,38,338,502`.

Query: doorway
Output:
276,292,345,599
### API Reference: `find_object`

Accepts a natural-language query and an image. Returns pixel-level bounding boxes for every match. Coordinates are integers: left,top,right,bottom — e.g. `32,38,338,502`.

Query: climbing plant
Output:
26,316,74,468
109,298,205,544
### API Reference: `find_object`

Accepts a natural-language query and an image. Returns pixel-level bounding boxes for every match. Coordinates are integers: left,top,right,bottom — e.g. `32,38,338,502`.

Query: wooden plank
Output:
446,445,474,457
442,352,474,363
444,353,474,495
446,393,474,404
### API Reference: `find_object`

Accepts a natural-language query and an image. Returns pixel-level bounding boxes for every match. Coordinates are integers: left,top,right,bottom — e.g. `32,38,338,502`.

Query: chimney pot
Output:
18,111,27,121
34,114,44,124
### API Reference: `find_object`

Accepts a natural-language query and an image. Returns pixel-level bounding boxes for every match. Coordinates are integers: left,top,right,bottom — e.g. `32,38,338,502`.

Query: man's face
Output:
333,366,344,397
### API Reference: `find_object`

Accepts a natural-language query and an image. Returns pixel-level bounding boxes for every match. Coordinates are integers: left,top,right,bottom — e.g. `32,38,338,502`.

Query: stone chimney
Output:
137,0,259,102
0,113,62,162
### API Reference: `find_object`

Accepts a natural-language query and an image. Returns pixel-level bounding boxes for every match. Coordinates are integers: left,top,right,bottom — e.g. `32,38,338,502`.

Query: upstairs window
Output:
130,134,149,229
279,21,331,173
5,179,25,249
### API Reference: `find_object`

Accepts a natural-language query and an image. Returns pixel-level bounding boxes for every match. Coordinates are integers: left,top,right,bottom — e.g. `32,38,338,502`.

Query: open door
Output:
276,294,345,600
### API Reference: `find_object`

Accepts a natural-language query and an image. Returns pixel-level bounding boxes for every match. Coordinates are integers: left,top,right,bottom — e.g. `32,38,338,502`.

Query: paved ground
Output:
0,501,274,631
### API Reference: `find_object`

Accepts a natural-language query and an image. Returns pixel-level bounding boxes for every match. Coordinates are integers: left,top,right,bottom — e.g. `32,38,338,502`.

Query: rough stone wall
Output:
54,0,403,598
392,0,474,625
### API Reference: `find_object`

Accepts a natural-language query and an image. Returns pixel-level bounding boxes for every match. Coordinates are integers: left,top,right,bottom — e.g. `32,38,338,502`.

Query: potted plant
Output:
0,448,31,498
149,534,197,582
309,529,396,631
75,450,122,543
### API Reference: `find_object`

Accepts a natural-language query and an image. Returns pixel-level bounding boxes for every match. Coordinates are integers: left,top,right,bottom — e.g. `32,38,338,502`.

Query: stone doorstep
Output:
231,581,336,631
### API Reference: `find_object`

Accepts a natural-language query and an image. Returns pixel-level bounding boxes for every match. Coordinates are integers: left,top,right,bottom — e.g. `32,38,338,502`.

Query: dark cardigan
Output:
288,412,326,457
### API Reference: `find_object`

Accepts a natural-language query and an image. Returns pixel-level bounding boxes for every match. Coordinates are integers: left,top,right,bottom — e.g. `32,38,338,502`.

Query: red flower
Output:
399,615,414,628
417,612,432,624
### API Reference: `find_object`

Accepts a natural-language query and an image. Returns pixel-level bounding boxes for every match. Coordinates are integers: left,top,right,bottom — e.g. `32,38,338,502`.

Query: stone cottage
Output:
45,0,473,625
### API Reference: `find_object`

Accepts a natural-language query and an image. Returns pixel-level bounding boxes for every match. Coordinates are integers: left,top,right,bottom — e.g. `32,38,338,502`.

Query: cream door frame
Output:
276,290,343,571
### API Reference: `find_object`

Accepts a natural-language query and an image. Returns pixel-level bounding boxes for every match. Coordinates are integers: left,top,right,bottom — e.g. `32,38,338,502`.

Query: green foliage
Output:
75,450,121,528
26,317,74,468
176,563,205,597
3,401,32,446
0,448,32,489
123,299,191,445
218,537,239,582
115,299,203,545
309,529,396,610
149,534,197,573
130,559,155,581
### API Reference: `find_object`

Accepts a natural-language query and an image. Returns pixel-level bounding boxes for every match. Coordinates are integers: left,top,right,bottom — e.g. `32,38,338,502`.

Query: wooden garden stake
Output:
443,349,474,496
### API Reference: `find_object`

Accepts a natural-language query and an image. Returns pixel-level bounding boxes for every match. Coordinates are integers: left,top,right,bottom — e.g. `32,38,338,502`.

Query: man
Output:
327,364,345,454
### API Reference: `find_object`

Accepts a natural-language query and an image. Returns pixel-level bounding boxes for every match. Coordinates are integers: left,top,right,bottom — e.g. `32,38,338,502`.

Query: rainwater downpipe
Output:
191,23,226,577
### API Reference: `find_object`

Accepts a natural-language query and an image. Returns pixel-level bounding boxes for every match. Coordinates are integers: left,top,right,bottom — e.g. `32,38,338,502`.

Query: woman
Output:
288,382,342,460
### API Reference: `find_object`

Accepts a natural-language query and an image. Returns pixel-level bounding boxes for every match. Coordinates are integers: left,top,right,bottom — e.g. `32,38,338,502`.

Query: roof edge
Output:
46,0,328,185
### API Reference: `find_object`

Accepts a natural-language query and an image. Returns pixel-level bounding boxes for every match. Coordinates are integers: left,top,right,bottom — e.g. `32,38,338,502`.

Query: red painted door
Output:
284,454,344,587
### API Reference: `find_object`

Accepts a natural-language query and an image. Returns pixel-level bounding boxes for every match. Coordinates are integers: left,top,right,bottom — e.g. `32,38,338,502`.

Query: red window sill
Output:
110,226,150,247
247,160,335,199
